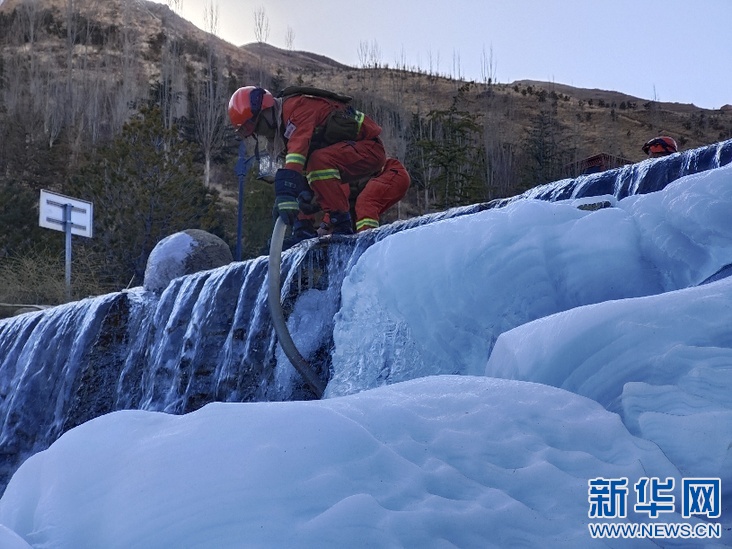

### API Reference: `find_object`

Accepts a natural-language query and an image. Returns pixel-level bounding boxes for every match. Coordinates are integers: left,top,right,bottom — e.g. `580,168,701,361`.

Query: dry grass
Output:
0,247,114,307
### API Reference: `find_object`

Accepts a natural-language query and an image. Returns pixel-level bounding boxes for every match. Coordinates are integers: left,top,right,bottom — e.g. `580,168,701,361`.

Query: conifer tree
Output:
66,107,225,287
408,88,487,210
0,182,52,259
520,106,570,188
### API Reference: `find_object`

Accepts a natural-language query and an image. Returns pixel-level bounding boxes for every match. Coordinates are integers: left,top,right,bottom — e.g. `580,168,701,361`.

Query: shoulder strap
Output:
277,86,352,104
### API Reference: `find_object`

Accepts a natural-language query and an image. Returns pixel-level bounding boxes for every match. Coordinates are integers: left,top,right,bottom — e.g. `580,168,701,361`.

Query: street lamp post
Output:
234,140,254,261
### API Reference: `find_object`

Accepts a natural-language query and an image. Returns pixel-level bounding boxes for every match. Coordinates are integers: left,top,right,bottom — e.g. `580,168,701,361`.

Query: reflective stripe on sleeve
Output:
354,110,365,134
285,153,307,166
277,199,300,211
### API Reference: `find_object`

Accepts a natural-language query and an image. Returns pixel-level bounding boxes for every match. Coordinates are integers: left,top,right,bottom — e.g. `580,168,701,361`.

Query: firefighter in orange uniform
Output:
228,86,409,243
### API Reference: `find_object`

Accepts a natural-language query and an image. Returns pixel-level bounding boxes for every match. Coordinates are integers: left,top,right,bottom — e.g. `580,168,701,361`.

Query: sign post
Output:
38,190,93,301
63,203,72,298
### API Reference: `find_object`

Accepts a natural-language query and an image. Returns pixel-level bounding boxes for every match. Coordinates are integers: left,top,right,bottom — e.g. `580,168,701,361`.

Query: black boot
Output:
328,211,354,235
282,219,317,250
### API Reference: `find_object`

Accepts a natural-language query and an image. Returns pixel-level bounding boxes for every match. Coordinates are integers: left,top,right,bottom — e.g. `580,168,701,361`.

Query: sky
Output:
1,159,731,547
157,0,732,110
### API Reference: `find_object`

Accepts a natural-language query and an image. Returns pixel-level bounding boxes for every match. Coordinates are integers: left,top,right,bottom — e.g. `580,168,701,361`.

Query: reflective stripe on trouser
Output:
307,169,341,184
305,139,386,213
356,217,379,231
355,158,411,231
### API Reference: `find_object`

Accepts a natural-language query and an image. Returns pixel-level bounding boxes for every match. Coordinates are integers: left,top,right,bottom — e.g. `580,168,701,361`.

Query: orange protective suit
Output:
354,158,411,231
279,93,410,232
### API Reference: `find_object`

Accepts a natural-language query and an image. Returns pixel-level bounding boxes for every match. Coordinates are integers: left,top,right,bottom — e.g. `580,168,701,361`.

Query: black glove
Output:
297,190,321,215
273,169,307,225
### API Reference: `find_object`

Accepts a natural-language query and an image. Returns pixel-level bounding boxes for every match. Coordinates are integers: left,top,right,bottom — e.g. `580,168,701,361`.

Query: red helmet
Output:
228,86,275,137
642,136,678,156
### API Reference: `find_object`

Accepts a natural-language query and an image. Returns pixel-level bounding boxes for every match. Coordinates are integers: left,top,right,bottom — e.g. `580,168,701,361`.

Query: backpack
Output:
277,86,353,104
277,86,361,145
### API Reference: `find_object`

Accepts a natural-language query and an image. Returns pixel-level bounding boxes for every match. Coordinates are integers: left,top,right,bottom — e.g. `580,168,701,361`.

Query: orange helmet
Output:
228,86,275,137
642,136,678,156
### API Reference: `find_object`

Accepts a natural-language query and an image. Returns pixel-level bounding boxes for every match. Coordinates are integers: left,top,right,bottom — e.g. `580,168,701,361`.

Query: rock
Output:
143,229,232,293
0,304,49,319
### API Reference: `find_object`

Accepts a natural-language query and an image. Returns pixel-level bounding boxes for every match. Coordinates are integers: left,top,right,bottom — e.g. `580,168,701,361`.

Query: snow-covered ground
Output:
1,163,730,548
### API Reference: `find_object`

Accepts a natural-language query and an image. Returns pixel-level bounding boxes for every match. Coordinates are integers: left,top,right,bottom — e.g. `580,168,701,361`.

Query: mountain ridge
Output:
2,0,728,166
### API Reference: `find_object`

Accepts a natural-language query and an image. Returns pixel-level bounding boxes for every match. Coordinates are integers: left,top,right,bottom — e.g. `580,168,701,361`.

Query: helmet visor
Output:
643,137,677,155
236,117,257,138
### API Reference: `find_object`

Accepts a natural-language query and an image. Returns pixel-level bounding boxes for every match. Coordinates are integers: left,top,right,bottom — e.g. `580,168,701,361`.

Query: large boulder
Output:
144,229,232,293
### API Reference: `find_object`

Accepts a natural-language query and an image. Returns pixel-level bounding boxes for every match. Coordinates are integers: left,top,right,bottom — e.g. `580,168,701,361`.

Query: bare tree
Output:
194,0,227,187
167,0,183,13
253,6,270,85
108,0,144,134
204,0,219,36
426,49,441,78
3,19,33,133
161,0,186,130
11,1,43,125
395,45,408,72
285,26,295,52
16,1,41,85
158,3,187,132
194,78,226,187
650,84,662,131
83,75,105,145
43,72,66,148
368,40,382,68
451,50,462,81
253,7,270,43
407,114,439,213
357,40,369,68
74,0,106,150
65,0,79,126
483,128,518,199
480,44,497,85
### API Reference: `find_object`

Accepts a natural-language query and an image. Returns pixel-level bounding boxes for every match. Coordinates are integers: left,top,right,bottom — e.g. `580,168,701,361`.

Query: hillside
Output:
238,40,731,161
2,0,732,298
2,0,729,174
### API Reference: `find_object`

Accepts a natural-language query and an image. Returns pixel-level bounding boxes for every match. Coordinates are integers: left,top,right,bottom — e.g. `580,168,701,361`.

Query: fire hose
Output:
268,217,325,398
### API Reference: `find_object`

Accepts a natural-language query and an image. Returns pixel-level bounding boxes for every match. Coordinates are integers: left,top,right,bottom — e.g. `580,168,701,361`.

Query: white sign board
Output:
39,190,93,238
